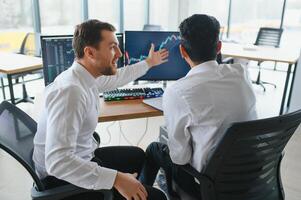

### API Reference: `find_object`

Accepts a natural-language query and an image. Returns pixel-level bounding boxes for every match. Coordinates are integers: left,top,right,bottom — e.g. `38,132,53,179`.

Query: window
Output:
188,0,229,26
282,0,301,48
149,0,179,31
0,0,34,53
124,0,147,31
230,0,282,44
187,0,230,40
89,0,120,32
39,0,82,34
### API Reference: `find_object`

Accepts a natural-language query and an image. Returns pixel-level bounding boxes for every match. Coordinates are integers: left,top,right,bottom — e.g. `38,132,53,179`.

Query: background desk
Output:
98,98,163,122
0,52,42,104
222,43,299,115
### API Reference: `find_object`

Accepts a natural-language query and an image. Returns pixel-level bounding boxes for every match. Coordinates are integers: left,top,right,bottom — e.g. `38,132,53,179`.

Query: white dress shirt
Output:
163,61,257,172
33,61,149,190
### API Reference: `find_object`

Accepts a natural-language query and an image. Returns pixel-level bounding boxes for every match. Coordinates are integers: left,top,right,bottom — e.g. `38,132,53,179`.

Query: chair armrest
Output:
179,165,216,200
31,184,113,200
222,57,234,64
93,132,101,146
179,164,212,184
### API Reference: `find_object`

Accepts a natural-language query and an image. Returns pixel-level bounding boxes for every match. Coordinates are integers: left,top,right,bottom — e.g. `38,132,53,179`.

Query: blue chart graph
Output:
125,31,190,80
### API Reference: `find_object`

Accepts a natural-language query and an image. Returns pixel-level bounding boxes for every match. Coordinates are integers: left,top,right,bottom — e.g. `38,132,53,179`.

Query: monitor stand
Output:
133,80,167,88
163,81,167,89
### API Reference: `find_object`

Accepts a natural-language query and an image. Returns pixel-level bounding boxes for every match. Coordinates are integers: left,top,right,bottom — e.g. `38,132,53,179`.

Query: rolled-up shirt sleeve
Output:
96,61,149,92
45,85,117,190
163,87,193,165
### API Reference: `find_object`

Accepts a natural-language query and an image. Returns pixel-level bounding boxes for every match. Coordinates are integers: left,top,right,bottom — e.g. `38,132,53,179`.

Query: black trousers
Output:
139,142,201,198
42,146,167,200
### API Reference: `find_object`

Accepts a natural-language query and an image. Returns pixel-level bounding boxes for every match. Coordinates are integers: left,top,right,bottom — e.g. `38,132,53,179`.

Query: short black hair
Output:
73,19,116,58
179,14,220,63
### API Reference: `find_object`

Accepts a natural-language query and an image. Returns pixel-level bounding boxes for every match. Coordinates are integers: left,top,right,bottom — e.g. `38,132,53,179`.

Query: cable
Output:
136,118,149,146
118,118,149,146
119,121,134,145
100,121,115,145
118,123,122,145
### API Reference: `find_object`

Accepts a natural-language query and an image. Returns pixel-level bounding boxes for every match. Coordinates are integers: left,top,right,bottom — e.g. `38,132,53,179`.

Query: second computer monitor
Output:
41,35,74,86
41,33,124,86
125,31,190,80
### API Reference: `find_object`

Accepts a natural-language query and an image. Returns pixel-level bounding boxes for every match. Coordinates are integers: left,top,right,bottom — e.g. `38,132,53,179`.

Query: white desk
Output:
222,43,299,115
0,52,42,104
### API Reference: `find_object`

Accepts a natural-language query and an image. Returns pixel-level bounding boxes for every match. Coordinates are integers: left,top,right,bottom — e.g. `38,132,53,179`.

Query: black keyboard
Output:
103,87,164,101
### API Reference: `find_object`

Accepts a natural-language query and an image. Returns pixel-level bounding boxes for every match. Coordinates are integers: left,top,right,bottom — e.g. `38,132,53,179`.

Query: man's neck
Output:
76,59,101,78
189,60,217,68
189,60,201,68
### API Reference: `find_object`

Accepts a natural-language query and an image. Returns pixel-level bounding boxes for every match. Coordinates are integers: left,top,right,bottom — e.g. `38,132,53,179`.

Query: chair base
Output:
252,69,277,92
14,82,34,104
252,80,277,92
15,96,34,104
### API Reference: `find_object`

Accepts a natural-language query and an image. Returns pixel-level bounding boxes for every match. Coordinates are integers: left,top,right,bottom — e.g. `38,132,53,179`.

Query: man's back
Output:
163,61,257,172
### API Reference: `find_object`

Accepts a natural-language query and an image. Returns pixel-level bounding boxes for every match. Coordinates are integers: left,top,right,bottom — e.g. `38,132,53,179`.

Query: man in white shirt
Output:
33,19,168,200
140,14,257,197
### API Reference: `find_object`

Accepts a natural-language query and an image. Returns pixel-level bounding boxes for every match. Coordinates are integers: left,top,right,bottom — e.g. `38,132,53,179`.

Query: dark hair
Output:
73,19,116,58
179,14,220,63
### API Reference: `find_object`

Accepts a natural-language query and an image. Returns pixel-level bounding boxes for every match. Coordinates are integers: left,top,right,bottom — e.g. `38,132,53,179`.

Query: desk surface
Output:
0,52,42,74
98,98,163,122
222,43,299,64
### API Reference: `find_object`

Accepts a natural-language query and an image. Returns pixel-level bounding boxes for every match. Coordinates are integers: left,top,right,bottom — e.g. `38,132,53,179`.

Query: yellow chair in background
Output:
0,32,35,53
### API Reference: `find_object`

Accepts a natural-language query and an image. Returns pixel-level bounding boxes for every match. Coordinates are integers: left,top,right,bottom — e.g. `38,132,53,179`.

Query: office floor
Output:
0,64,301,200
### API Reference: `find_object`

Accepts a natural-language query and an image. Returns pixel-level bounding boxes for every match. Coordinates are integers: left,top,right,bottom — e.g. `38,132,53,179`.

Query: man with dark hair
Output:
140,14,257,197
33,19,168,200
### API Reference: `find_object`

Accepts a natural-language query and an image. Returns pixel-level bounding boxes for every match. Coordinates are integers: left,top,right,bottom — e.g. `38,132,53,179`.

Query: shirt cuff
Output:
139,60,151,69
131,60,150,77
95,167,117,190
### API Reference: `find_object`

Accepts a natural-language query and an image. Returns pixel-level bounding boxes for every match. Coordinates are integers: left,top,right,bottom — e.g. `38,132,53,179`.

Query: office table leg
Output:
287,61,298,109
7,74,15,105
279,64,292,115
0,77,6,100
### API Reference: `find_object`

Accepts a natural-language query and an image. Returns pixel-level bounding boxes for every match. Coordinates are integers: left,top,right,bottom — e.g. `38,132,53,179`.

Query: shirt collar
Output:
72,61,98,88
186,60,219,77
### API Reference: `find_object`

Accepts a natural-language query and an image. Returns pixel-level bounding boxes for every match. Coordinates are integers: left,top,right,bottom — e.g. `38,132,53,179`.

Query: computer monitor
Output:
41,35,73,85
41,33,124,86
116,33,124,68
125,31,190,80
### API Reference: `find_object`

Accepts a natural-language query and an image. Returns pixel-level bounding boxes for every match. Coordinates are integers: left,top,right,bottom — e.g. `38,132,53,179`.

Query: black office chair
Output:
216,53,233,64
0,101,112,200
253,27,283,92
172,108,301,200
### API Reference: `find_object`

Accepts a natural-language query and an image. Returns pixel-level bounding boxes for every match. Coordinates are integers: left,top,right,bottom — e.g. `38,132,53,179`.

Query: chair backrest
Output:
0,101,44,190
143,24,162,31
254,27,283,48
19,32,36,56
216,53,222,64
202,109,301,200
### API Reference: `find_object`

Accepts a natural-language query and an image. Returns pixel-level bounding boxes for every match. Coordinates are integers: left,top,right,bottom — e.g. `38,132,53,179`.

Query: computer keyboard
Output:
103,87,164,101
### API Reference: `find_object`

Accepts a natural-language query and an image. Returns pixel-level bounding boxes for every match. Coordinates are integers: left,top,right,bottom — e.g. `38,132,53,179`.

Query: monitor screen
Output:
41,33,124,86
41,35,74,86
125,31,190,80
116,33,124,68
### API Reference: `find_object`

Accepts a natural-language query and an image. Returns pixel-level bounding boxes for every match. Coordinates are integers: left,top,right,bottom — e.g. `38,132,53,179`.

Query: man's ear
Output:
179,44,189,59
217,41,222,54
84,46,95,59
